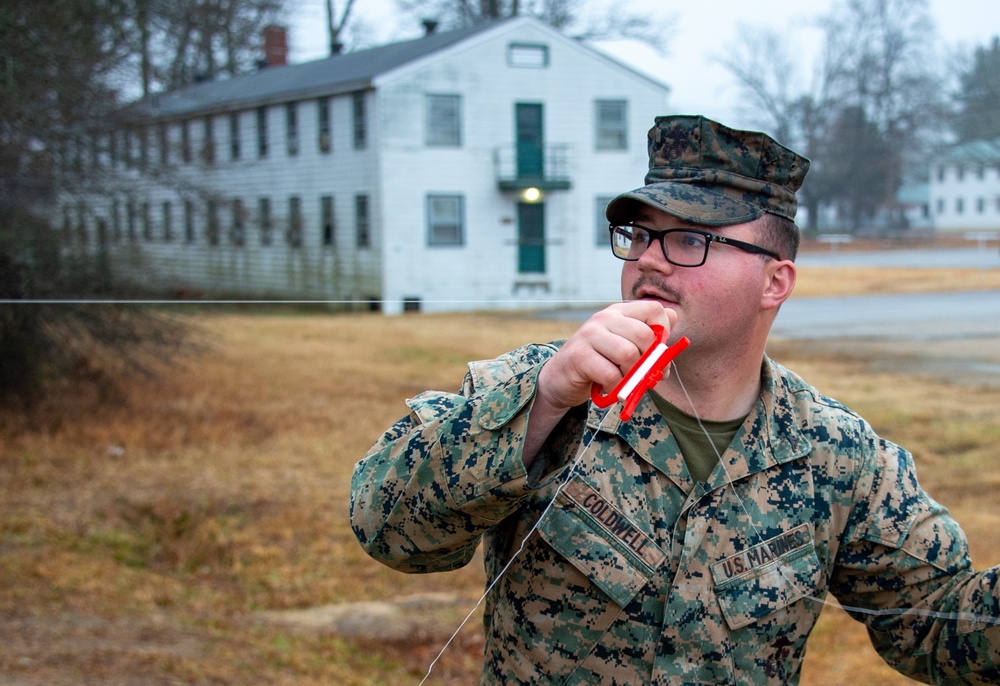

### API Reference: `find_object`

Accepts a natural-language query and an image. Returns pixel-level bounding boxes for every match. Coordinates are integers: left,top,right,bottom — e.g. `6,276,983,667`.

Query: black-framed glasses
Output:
609,224,781,267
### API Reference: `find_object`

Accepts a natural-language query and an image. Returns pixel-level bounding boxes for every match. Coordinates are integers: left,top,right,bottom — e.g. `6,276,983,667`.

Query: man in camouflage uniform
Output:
351,115,1000,684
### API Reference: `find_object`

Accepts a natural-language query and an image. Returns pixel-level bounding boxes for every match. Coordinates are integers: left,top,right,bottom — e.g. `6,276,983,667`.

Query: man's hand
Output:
522,302,676,467
537,301,677,412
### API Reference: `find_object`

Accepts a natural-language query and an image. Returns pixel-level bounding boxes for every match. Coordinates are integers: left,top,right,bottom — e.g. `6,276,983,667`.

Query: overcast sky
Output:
288,0,1000,129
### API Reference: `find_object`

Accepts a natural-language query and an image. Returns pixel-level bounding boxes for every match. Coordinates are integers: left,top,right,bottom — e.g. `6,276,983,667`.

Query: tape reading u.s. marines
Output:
713,525,811,580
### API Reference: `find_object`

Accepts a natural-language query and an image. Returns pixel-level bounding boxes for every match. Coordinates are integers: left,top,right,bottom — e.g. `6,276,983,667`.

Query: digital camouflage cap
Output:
606,115,810,227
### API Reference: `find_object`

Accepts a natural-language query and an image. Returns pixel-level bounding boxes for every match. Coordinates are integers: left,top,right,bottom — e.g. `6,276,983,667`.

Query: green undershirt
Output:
650,392,746,484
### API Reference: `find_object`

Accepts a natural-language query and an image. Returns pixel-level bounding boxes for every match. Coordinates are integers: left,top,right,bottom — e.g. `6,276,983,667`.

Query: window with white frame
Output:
595,100,627,150
230,113,241,160
259,197,272,246
352,92,367,149
317,97,331,153
162,200,173,242
356,194,370,247
184,199,195,243
321,195,334,246
426,94,461,147
288,195,303,247
595,195,614,246
427,194,464,246
286,102,299,156
257,106,268,158
508,42,549,68
201,116,215,164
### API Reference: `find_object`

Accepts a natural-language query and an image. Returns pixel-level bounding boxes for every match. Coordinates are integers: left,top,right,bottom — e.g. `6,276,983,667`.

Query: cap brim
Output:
605,182,764,227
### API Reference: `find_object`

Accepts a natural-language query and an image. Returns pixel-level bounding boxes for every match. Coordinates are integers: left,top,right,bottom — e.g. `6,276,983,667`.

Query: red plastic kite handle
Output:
590,325,690,422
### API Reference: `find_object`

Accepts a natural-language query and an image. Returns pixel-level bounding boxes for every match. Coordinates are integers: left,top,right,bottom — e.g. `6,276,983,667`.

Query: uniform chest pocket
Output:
537,478,666,608
710,524,822,630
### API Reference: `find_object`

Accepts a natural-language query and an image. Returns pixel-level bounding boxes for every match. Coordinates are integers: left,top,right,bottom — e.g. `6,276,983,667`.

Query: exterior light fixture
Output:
522,187,542,203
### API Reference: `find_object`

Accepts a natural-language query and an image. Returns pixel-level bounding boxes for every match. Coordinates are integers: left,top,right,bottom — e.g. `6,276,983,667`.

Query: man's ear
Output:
761,260,796,311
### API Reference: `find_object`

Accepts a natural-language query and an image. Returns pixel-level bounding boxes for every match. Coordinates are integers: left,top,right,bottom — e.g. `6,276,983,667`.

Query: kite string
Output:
671,363,1000,628
417,406,619,685
422,361,999,685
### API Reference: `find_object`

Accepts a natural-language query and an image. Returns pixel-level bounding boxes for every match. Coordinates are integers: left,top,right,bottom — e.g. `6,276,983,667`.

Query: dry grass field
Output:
2,264,999,684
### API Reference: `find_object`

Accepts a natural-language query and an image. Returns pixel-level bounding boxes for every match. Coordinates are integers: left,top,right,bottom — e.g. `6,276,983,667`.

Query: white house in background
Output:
929,138,1000,234
69,17,670,314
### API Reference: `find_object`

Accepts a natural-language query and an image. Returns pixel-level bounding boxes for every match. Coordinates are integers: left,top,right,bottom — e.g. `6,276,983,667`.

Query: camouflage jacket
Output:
350,342,1000,685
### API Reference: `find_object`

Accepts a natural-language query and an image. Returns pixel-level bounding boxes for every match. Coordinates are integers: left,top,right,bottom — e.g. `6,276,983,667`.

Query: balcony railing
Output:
494,143,572,191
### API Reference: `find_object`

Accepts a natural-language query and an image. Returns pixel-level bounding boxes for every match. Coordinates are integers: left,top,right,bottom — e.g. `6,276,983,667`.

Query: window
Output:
957,166,965,181
355,194,370,247
141,201,152,240
288,196,303,247
427,195,464,246
321,195,334,246
159,122,170,165
936,166,945,182
181,120,191,163
127,199,137,240
202,115,215,164
184,199,195,243
206,198,220,245
977,197,986,213
230,113,241,160
508,42,549,68
259,197,272,246
936,198,944,214
76,201,88,243
426,94,461,147
956,197,964,214
61,205,72,242
257,106,269,158
111,199,122,242
108,131,118,167
286,102,299,156
317,97,331,152
138,126,149,168
595,195,614,246
231,199,246,246
352,92,367,149
162,200,173,242
123,128,134,168
596,100,627,150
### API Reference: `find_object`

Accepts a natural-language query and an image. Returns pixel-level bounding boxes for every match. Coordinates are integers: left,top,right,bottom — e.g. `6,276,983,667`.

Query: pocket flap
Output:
538,478,665,608
711,525,819,630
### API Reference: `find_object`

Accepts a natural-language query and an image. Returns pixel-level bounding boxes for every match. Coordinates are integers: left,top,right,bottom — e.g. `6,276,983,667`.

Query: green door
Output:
516,103,544,179
518,202,545,273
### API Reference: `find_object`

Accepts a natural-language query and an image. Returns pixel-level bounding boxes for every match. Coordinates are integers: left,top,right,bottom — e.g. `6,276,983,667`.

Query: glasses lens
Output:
611,226,642,259
663,230,708,267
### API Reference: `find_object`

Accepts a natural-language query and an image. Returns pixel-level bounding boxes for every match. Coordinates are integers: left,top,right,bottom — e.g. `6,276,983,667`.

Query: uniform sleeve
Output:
830,432,1000,683
349,344,571,574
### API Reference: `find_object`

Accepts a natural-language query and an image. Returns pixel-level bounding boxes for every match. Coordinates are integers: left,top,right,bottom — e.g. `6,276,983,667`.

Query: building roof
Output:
941,138,1000,165
129,20,508,120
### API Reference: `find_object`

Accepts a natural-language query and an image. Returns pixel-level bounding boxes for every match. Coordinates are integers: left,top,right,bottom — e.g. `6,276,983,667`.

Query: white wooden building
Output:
72,17,671,313
929,138,1000,234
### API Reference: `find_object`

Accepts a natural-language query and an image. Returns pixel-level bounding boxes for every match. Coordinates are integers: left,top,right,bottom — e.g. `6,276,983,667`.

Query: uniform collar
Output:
586,357,811,488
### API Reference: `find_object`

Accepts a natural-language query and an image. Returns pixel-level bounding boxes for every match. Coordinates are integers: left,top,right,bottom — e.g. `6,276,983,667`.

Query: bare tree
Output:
718,0,946,233
394,0,673,49
325,0,357,54
1,0,191,403
125,0,287,95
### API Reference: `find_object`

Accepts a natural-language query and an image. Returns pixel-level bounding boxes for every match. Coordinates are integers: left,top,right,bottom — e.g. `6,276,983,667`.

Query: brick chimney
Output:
263,25,288,67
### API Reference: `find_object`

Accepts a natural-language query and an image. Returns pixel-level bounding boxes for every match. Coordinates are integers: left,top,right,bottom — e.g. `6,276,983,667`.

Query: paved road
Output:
796,245,1000,269
779,246,1000,385
773,290,1000,341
